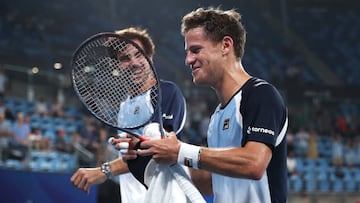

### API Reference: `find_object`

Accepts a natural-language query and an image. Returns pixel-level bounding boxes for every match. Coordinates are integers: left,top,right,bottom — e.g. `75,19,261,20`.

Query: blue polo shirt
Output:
124,79,187,185
208,77,288,203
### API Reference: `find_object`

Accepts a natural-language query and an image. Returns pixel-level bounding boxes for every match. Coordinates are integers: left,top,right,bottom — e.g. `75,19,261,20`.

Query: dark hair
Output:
181,7,246,59
115,27,155,58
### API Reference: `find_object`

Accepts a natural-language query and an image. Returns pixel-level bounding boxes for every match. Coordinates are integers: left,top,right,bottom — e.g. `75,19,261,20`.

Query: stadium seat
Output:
4,159,24,170
38,152,58,172
29,151,44,171
332,179,344,192
318,179,330,192
344,179,357,192
289,175,303,192
55,153,77,171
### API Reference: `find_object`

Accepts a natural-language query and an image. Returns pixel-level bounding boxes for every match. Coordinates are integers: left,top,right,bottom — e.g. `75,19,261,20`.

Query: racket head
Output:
71,32,162,137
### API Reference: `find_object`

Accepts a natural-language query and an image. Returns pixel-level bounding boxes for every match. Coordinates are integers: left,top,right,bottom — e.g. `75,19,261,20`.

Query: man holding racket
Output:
71,27,188,203
138,7,288,203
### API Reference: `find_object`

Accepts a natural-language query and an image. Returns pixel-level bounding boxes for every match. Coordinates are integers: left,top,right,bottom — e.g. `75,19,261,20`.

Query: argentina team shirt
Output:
207,77,288,203
116,80,186,136
117,79,187,192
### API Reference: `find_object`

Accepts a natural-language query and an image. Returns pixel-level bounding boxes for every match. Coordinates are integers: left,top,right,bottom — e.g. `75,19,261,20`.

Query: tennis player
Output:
114,41,157,128
71,27,188,203
138,7,288,203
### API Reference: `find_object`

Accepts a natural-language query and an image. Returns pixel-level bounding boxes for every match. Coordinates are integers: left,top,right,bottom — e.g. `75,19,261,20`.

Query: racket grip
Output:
137,136,148,142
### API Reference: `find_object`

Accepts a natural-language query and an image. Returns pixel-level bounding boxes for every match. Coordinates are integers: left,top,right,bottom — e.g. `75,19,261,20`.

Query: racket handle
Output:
137,136,148,142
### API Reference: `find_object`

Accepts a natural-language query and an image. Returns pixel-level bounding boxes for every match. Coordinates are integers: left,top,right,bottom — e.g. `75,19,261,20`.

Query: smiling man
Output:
138,7,288,203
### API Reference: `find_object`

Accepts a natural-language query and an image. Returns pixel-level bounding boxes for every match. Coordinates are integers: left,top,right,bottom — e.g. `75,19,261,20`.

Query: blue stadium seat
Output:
304,179,316,192
38,152,58,172
29,151,44,171
344,179,357,192
303,170,316,192
295,158,305,173
332,179,344,192
318,179,330,192
4,159,24,170
303,158,316,171
44,130,56,145
289,175,303,192
55,153,77,171
315,158,329,169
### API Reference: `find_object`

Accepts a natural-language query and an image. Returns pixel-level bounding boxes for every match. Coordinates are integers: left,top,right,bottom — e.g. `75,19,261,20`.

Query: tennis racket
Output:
71,33,205,203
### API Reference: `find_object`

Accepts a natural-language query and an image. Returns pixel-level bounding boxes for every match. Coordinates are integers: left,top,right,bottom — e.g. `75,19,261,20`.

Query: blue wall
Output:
0,168,97,203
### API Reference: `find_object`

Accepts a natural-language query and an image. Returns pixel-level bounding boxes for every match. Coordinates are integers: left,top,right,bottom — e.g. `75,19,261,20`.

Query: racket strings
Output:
72,36,160,128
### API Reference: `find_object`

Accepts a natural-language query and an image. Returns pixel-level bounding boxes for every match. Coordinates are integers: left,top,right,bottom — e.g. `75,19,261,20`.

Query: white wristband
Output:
177,143,201,169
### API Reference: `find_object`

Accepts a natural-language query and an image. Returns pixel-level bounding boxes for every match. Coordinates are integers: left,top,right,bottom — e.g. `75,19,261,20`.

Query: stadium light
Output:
32,67,39,74
54,62,62,70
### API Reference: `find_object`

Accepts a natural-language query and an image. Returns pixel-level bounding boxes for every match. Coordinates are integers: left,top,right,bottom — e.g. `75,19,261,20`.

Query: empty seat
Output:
332,179,344,192
318,179,330,192
344,179,357,192
4,159,23,170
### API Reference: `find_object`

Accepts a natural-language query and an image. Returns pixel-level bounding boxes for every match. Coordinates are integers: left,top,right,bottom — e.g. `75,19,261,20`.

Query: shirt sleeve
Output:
240,82,287,149
157,80,187,139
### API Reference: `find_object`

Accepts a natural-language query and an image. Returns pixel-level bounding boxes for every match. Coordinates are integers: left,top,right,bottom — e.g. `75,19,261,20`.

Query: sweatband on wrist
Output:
177,142,201,169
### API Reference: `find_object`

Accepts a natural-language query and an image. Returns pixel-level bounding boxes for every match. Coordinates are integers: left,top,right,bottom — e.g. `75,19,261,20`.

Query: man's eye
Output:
135,51,142,59
190,47,201,54
118,55,131,62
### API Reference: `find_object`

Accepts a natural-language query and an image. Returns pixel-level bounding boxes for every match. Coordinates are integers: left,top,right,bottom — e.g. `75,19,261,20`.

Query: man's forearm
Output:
108,158,130,176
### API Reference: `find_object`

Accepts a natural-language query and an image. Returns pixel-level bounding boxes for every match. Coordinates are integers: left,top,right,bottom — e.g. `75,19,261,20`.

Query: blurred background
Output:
0,0,359,202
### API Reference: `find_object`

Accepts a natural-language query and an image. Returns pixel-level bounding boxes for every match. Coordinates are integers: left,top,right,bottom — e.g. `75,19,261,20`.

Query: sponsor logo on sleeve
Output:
247,126,275,136
162,113,173,119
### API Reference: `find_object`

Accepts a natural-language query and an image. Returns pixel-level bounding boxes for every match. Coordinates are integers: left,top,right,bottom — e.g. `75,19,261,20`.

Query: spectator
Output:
50,98,64,118
35,97,49,117
307,129,318,160
28,127,51,151
287,148,299,178
344,138,357,168
79,122,100,151
0,109,12,162
286,128,296,153
0,65,8,99
331,133,344,167
355,135,360,166
0,97,15,121
77,121,100,166
96,126,113,166
55,128,74,153
295,127,310,158
9,112,30,161
335,113,348,134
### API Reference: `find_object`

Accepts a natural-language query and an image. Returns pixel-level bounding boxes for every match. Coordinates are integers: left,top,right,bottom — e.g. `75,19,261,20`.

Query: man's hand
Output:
110,133,140,162
137,132,180,165
70,168,106,194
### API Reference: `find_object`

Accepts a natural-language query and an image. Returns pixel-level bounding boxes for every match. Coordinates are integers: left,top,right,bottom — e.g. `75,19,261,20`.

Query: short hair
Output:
115,27,155,58
181,7,246,59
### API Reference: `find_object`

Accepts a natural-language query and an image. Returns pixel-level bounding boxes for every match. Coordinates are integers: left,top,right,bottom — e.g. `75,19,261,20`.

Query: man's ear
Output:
222,36,234,56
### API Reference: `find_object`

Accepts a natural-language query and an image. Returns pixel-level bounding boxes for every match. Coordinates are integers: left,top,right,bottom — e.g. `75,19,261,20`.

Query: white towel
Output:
143,159,206,203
